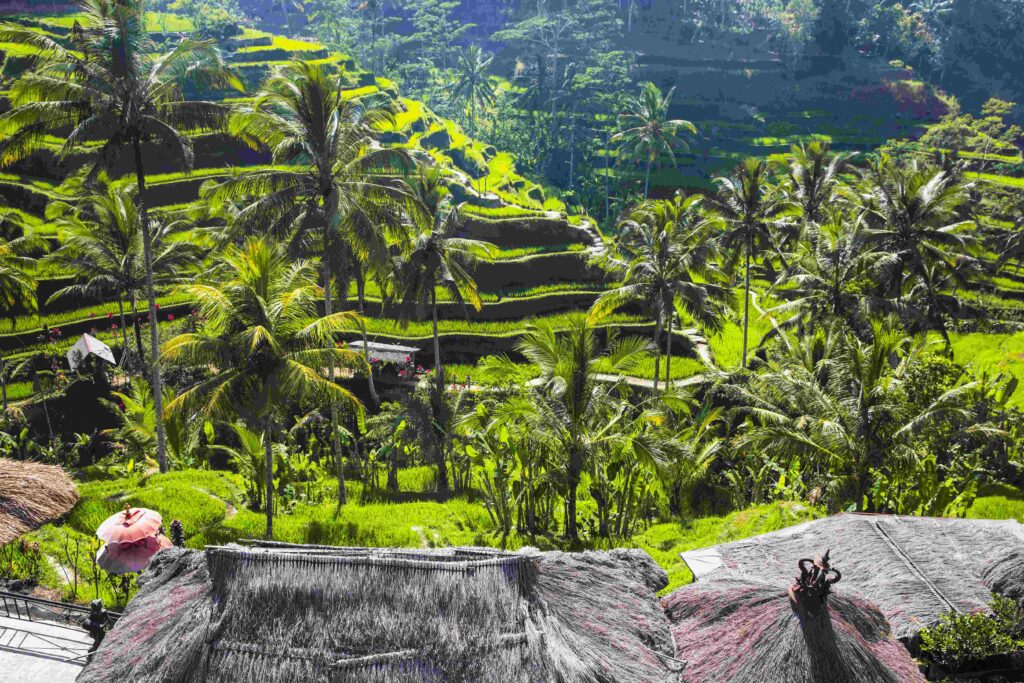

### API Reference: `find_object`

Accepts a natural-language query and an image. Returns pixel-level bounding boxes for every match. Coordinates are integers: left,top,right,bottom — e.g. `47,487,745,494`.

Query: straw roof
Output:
662,578,926,683
0,458,78,546
679,513,1024,641
78,544,680,683
982,547,1024,601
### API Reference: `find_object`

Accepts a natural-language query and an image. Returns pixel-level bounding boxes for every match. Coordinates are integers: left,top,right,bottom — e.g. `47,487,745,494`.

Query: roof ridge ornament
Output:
788,548,841,614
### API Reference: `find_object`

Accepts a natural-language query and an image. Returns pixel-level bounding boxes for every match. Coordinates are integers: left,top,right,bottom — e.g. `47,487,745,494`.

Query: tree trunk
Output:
323,265,348,507
665,309,673,390
355,271,378,406
742,245,751,370
652,309,663,393
132,138,168,473
432,288,444,390
2,369,7,412
644,156,652,198
117,298,129,355
129,297,144,358
264,414,274,539
604,129,611,222
566,448,583,543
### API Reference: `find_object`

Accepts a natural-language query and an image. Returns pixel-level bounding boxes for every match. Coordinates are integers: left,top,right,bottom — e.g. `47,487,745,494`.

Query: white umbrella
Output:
67,333,117,371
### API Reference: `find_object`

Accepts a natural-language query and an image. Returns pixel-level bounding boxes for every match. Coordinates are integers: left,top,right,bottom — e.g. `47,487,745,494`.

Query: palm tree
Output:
725,322,987,511
785,141,847,230
46,181,202,357
0,213,42,327
0,214,42,411
0,0,241,473
163,238,366,538
393,167,496,390
101,377,198,469
766,219,892,340
450,44,496,136
212,60,413,408
714,157,788,368
858,158,976,300
491,314,654,543
591,193,731,391
613,81,697,198
212,61,412,504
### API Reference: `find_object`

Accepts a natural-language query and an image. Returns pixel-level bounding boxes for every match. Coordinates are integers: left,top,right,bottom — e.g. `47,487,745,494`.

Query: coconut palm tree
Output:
0,213,42,328
785,141,848,232
766,219,892,340
393,167,496,390
46,181,203,357
450,44,496,136
591,192,731,391
714,158,788,368
725,322,987,511
211,60,413,408
492,314,654,543
0,214,43,411
0,0,241,473
163,238,366,538
858,158,976,300
613,81,697,198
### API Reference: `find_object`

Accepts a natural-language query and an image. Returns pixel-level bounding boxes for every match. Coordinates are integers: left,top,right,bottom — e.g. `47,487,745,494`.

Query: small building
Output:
347,341,420,365
680,513,1024,641
78,543,680,682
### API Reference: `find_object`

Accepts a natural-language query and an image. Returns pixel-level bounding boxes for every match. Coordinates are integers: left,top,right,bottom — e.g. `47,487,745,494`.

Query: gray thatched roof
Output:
348,341,419,364
680,513,1024,641
78,543,679,683
662,578,926,683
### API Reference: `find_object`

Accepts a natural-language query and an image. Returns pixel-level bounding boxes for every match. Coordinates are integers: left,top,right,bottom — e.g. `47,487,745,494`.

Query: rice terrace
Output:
1,0,1024,680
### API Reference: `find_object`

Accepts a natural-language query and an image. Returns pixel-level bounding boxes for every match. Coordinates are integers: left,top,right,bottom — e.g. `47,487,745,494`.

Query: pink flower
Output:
167,314,175,322
107,313,114,319
112,324,118,330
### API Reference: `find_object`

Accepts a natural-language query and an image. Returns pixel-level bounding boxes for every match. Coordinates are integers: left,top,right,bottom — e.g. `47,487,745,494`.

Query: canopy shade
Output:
67,333,117,371
97,507,164,544
97,534,172,574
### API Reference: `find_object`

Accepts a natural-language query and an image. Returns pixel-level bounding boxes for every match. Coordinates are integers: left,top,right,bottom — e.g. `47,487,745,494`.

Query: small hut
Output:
0,458,78,546
662,570,926,683
680,513,1024,641
347,341,419,365
77,543,680,682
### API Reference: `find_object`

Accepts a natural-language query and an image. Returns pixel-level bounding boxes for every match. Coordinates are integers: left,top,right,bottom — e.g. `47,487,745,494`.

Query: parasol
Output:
96,506,163,544
96,534,172,574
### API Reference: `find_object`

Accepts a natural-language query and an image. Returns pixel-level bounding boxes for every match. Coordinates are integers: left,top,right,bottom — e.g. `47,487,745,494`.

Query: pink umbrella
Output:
96,534,173,574
96,506,163,544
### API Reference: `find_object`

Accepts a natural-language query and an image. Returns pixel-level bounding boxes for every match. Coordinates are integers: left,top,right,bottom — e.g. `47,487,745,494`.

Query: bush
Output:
919,596,1024,672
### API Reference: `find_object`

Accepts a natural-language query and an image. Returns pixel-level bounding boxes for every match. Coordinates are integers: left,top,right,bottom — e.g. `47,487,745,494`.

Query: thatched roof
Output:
0,457,78,546
662,578,926,683
78,543,680,683
680,513,1024,641
982,547,1024,601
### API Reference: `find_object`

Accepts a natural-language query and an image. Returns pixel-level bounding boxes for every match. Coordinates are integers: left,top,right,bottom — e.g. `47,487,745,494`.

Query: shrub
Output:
919,596,1024,672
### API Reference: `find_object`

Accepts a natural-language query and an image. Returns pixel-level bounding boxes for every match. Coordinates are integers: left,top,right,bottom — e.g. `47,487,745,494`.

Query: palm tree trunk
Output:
323,265,348,507
264,414,274,539
131,138,168,473
355,271,378,406
2,368,7,412
644,157,652,198
665,310,673,389
603,129,611,222
117,299,129,357
566,447,583,543
129,297,144,358
432,288,444,390
742,246,751,370
652,310,663,393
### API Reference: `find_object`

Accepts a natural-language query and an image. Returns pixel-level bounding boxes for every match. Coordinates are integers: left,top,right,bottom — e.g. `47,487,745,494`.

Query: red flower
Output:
167,314,175,322
156,304,160,310
107,313,114,319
